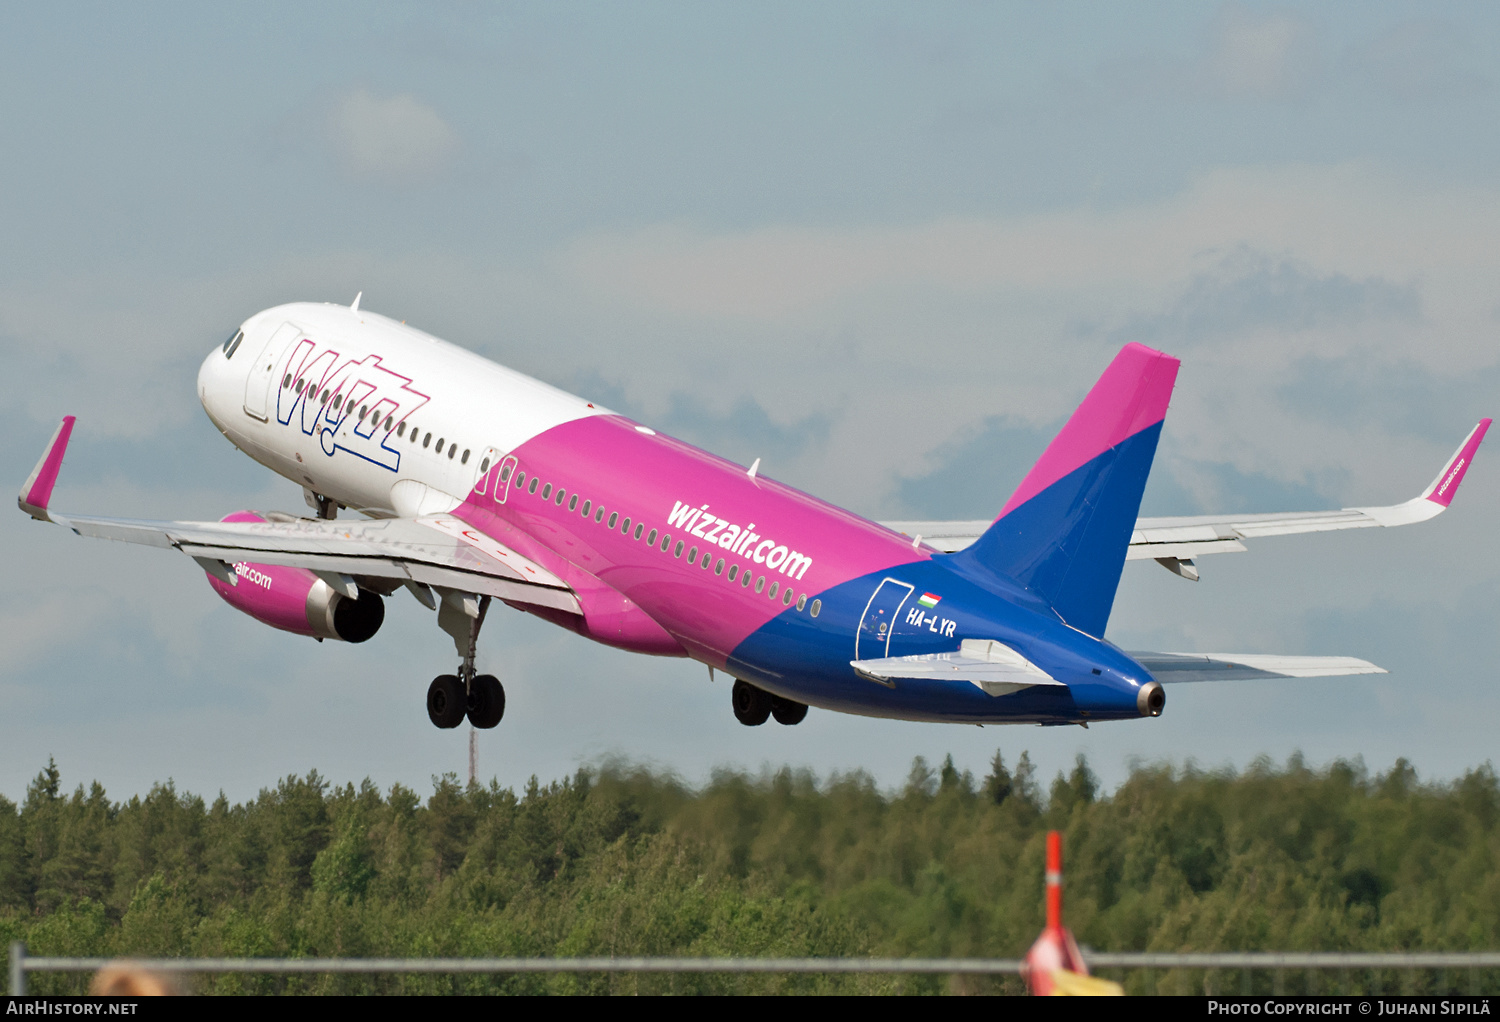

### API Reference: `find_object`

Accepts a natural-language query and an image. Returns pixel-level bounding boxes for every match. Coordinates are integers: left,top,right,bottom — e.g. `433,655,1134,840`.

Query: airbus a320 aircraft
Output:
18,298,1489,731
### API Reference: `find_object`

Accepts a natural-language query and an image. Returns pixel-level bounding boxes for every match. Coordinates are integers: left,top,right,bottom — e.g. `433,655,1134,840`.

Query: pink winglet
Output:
1424,418,1491,507
18,415,76,520
995,344,1180,521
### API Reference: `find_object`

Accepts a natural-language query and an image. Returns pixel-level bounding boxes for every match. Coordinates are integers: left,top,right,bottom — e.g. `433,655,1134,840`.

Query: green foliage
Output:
3,752,1499,994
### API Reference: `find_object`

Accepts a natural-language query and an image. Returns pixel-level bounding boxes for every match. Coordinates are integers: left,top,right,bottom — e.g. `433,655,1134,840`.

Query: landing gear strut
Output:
732,680,808,726
426,591,506,730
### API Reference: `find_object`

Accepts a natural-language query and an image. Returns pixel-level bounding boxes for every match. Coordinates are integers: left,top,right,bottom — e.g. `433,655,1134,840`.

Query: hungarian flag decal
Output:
917,592,941,609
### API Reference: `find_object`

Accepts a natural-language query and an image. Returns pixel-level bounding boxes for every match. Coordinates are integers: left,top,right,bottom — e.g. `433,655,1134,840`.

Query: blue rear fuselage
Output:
727,556,1156,725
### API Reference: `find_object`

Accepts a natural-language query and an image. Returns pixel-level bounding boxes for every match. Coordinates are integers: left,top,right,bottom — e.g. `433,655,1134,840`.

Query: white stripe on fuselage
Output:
204,302,603,513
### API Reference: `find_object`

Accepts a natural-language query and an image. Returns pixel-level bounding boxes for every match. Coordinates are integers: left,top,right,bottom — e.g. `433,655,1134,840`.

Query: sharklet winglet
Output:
18,416,76,522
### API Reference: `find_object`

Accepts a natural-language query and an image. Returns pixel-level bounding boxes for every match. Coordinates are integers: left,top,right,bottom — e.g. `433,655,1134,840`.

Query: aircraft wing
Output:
852,638,1068,697
883,420,1490,578
18,417,579,613
1131,652,1386,682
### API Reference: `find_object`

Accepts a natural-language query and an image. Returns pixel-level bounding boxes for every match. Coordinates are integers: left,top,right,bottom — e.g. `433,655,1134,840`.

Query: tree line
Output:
2,751,1497,994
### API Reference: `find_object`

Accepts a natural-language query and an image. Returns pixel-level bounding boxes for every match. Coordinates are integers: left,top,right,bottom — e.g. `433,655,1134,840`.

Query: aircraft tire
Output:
770,696,808,726
427,674,466,729
467,674,505,729
732,680,771,726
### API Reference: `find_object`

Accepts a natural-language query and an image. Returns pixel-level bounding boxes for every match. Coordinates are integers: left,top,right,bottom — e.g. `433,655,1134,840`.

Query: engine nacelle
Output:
203,512,384,643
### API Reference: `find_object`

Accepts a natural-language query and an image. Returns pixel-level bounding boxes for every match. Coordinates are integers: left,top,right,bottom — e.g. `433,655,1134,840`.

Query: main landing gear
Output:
732,679,808,727
426,590,506,730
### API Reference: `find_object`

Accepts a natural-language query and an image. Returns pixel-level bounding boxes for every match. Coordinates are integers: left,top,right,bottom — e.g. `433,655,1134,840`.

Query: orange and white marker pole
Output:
1022,830,1098,995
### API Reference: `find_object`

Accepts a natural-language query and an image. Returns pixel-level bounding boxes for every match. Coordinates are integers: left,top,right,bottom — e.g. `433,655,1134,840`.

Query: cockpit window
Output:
223,330,244,359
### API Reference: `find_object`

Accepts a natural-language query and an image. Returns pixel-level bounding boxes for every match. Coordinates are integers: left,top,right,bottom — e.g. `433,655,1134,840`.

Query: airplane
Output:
16,296,1490,731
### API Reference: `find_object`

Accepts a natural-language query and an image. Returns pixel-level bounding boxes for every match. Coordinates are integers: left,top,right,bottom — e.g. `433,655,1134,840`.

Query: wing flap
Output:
1132,652,1386,683
852,638,1067,697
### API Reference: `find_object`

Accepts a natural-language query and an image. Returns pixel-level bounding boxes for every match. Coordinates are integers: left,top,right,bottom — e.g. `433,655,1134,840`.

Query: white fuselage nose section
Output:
198,302,603,514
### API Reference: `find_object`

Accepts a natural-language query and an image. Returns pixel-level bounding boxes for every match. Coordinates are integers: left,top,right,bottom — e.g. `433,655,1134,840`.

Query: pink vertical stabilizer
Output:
1022,831,1089,995
995,344,1178,522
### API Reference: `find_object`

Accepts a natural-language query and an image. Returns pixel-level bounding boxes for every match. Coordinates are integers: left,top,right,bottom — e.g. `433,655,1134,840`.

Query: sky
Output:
3,1,1500,805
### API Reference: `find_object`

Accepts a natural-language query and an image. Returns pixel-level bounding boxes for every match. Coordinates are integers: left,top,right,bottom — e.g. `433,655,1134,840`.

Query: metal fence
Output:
11,942,1500,995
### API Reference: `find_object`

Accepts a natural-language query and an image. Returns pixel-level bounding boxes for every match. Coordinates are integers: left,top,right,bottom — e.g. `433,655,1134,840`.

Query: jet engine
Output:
202,512,384,642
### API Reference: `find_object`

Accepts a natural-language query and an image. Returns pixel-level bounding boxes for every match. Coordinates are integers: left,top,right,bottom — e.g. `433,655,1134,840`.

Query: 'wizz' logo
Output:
275,338,430,472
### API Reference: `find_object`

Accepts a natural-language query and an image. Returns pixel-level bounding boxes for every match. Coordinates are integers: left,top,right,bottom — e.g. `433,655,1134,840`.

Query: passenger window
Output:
423,433,432,448
755,576,765,594
687,546,697,564
283,374,292,388
397,422,406,437
728,565,738,581
596,507,605,523
320,390,329,405
810,599,821,617
296,380,306,395
360,405,368,418
660,534,670,551
647,529,657,545
714,558,724,575
384,416,394,430
528,478,539,494
796,594,806,612
621,517,630,534
334,395,342,410
542,483,552,499
769,582,780,599
500,465,512,483
555,488,564,504
608,512,618,529
634,524,643,540
674,541,683,558
436,437,444,451
462,450,470,464
568,494,578,511
783,589,794,605
742,570,751,588
515,471,526,487
449,446,457,460
581,499,590,517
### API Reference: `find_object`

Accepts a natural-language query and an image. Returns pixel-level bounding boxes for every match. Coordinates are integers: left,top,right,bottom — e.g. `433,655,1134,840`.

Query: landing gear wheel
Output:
467,674,505,729
427,674,466,729
732,680,771,726
770,696,808,726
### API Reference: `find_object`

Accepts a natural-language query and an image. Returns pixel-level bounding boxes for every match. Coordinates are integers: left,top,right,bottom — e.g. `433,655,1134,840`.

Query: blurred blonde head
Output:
89,963,179,996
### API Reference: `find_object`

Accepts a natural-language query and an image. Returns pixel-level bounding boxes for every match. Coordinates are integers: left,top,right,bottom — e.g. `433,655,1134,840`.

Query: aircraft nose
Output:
199,328,245,426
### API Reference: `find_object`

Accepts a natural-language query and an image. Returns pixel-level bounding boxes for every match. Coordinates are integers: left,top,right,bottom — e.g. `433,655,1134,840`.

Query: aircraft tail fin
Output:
946,344,1178,637
18,416,75,522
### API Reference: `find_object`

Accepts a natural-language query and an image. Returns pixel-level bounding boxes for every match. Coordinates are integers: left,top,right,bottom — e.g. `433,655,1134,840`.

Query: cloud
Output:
559,163,1500,333
326,89,459,183
1206,4,1320,101
892,416,1051,518
1112,248,1421,351
1346,20,1490,103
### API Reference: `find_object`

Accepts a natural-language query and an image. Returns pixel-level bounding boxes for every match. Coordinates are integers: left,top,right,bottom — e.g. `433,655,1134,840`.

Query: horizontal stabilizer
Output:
1132,652,1386,683
852,638,1067,697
